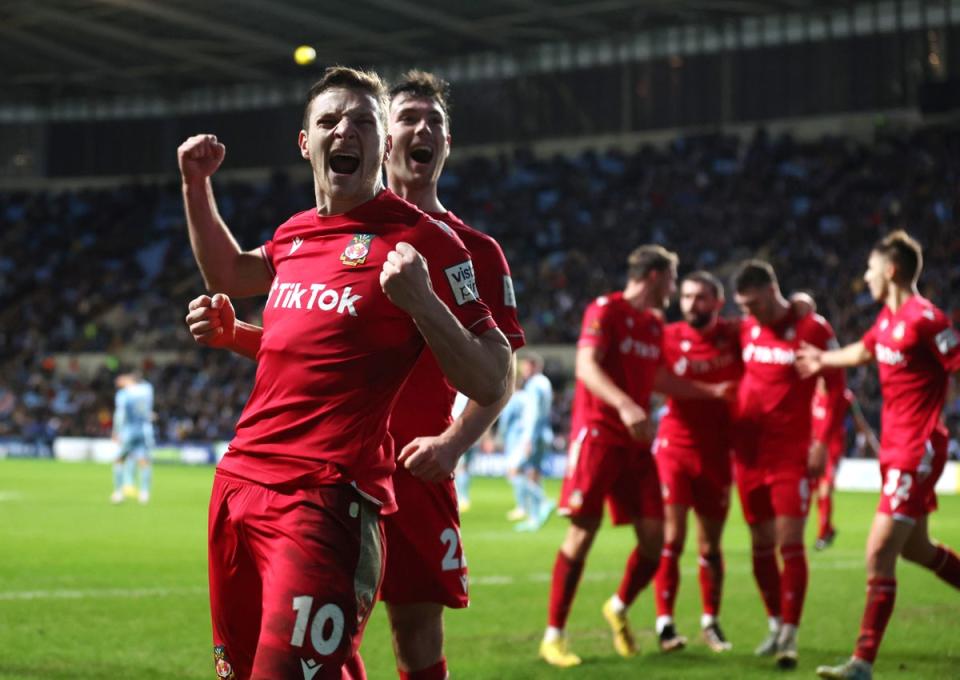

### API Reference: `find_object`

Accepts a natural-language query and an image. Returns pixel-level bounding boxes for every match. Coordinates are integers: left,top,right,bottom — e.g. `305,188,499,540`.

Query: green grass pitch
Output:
0,459,957,679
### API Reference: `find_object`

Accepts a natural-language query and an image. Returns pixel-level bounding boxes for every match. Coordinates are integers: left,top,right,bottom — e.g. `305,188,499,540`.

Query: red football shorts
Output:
877,431,948,523
734,457,813,525
208,471,384,680
653,437,732,520
379,466,469,608
558,427,663,525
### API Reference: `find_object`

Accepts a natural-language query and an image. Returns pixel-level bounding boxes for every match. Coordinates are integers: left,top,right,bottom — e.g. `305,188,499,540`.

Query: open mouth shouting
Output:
409,145,434,165
329,151,360,174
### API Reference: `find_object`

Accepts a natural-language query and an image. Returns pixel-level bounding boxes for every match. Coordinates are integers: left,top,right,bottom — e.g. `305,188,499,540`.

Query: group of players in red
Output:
541,234,960,680
181,68,520,680
175,64,959,680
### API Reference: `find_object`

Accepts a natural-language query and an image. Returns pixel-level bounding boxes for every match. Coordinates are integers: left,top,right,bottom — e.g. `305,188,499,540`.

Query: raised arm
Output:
380,242,510,406
185,294,263,361
178,134,273,298
399,359,518,481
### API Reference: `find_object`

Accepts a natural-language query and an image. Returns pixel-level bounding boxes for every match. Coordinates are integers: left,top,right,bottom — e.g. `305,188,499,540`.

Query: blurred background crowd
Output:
2,125,958,454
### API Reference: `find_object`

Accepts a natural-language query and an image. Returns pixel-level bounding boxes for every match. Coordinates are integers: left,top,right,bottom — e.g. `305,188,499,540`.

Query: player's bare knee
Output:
633,519,663,560
563,519,600,560
386,602,444,669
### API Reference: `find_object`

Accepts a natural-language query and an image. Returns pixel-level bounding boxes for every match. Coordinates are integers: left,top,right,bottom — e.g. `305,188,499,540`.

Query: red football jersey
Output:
861,295,960,469
737,309,844,461
388,210,526,451
571,292,664,446
811,387,852,457
656,317,742,453
220,190,496,512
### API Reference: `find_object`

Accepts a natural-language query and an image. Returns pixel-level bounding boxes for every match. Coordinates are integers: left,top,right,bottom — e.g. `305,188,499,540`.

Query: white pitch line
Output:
0,561,867,599
470,560,866,587
0,586,207,601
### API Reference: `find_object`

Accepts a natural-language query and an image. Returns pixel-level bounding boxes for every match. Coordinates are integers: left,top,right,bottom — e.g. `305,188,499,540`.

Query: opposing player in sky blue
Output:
110,372,155,504
503,353,555,531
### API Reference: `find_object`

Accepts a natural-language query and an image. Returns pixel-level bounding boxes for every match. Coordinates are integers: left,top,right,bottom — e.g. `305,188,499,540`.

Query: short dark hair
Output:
389,69,451,124
302,66,389,130
733,259,778,293
626,245,678,281
873,230,923,285
683,270,724,299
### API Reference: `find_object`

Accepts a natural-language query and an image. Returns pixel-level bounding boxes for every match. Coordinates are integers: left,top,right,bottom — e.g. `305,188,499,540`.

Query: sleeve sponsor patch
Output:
935,327,959,355
503,275,517,308
445,260,479,306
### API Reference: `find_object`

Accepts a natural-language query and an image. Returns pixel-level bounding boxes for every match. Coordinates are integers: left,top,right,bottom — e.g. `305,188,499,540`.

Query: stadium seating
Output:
1,128,957,448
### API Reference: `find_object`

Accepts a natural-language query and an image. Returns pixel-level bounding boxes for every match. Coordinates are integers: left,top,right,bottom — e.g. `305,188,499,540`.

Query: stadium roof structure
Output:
2,0,845,104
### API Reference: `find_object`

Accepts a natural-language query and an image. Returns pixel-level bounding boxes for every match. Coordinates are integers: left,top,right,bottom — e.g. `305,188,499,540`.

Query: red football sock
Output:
751,545,782,618
617,548,660,608
398,658,447,680
854,577,897,663
929,545,960,589
698,551,724,617
780,543,808,626
548,552,585,629
654,542,683,617
817,494,833,539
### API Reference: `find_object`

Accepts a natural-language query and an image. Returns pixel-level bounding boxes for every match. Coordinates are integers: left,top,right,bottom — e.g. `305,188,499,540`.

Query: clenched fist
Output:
185,293,236,348
380,242,433,313
178,134,226,183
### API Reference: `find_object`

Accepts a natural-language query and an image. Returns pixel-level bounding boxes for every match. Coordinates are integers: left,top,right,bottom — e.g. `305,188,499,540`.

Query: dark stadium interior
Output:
3,0,847,101
2,3,960,679
0,0,958,451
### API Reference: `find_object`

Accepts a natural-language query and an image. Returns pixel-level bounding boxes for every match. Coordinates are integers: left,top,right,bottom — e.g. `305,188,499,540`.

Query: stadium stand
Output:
1,126,957,450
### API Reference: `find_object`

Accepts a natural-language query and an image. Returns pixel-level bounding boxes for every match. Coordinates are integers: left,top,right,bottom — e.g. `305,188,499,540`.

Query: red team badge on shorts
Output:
341,234,374,266
213,645,235,679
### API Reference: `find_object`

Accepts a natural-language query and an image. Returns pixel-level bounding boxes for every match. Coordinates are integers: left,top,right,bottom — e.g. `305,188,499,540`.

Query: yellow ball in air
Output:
294,45,316,66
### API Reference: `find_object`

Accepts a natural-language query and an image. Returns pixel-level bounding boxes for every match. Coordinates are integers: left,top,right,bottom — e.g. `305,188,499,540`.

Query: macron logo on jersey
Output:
742,343,795,365
290,237,304,255
875,344,905,366
268,280,362,316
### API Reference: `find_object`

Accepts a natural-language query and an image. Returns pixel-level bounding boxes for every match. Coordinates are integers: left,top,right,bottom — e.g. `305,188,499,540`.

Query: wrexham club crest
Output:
213,645,236,679
341,233,374,266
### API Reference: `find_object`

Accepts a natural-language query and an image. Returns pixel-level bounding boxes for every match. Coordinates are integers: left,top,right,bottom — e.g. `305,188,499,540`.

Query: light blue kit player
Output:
503,353,555,531
452,391,477,511
110,372,155,504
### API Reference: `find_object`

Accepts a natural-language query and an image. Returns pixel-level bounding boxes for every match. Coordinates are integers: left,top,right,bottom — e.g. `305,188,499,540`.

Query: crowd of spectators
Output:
0,125,957,455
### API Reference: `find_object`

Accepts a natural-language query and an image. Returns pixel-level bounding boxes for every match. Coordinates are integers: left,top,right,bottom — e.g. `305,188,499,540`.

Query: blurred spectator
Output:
0,127,957,446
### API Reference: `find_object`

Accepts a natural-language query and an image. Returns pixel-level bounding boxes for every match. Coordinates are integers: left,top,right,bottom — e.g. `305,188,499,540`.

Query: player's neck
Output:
389,178,445,214
885,284,917,313
623,281,658,312
691,315,719,334
313,180,385,216
767,296,791,325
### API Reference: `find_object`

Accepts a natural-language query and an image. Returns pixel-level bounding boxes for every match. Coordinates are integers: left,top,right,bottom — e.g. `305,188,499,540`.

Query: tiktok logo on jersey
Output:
742,343,795,365
267,279,362,316
875,344,905,366
619,336,661,359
